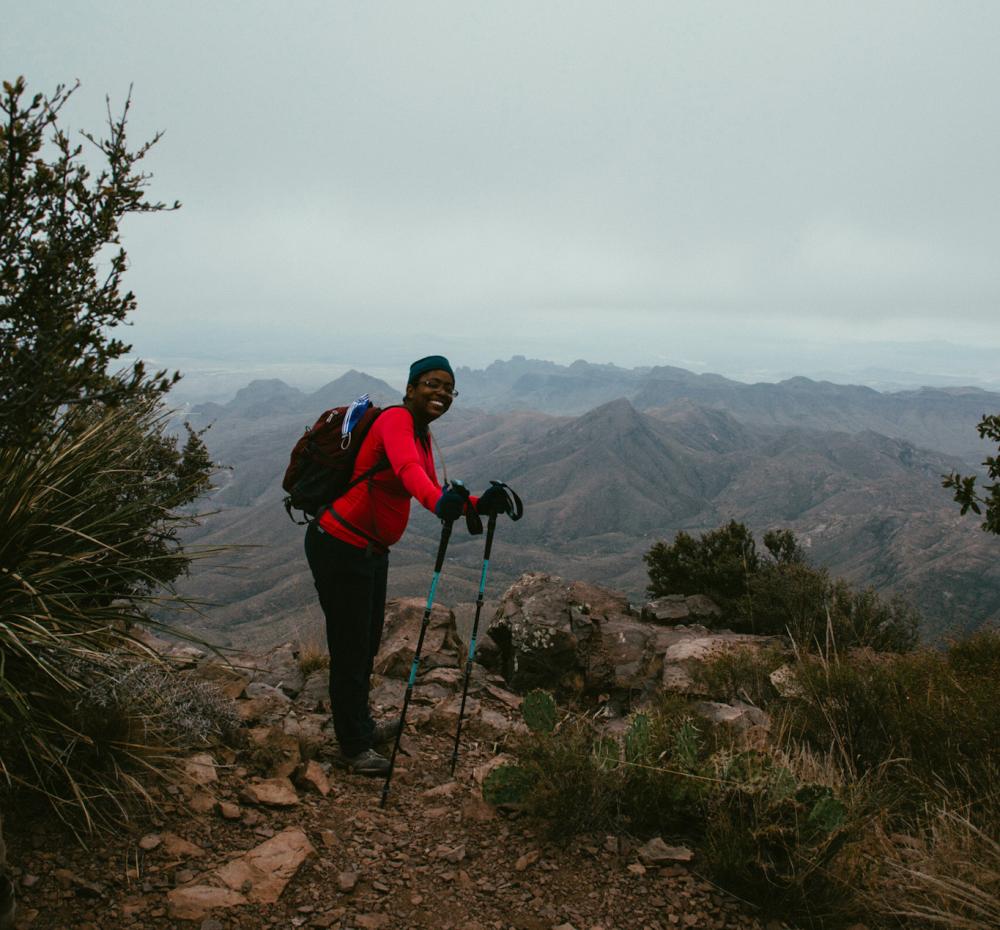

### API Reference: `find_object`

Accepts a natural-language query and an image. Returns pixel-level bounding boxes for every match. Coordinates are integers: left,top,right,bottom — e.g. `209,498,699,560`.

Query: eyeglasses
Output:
418,378,459,397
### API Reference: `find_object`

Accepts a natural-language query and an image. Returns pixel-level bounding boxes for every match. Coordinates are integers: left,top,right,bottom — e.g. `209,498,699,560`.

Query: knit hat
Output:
408,355,454,385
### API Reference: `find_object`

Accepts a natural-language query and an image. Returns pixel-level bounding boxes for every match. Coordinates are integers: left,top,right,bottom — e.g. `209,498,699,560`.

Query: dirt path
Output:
5,730,764,930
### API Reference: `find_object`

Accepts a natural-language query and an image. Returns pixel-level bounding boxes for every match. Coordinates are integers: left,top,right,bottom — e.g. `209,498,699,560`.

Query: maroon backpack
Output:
281,400,390,523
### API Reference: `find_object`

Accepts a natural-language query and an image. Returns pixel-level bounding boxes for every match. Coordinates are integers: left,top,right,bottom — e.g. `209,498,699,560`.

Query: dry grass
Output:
296,630,330,678
867,808,1000,929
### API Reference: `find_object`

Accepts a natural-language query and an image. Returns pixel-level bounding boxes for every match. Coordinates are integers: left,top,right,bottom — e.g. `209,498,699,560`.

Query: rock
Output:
183,753,218,786
294,760,331,797
374,598,465,678
246,725,301,777
138,833,162,851
214,828,315,904
692,700,769,732
685,594,722,619
769,664,803,698
217,801,241,820
336,871,359,893
514,850,540,871
426,695,478,732
637,837,694,865
355,916,388,930
460,796,497,822
487,573,649,695
166,885,247,921
187,662,249,700
161,833,207,860
643,596,690,623
239,682,293,723
297,670,330,711
250,642,306,697
240,777,300,807
187,788,217,813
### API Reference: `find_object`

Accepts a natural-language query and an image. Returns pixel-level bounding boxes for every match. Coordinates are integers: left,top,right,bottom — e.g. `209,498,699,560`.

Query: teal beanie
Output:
408,355,454,385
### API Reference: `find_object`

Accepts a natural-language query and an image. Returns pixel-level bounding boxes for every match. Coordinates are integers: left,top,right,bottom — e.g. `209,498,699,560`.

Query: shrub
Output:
689,644,786,705
0,404,214,827
644,521,759,617
787,633,1000,808
645,521,921,650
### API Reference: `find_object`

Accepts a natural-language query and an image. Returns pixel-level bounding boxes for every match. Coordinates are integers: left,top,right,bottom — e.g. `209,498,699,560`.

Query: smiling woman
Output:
303,355,516,777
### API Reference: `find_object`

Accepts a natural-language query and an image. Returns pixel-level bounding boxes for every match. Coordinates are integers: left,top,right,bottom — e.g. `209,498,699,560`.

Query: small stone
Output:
166,885,247,921
138,833,162,851
183,753,218,786
514,849,540,871
239,777,300,808
627,863,647,876
337,871,359,893
217,801,241,820
319,829,337,848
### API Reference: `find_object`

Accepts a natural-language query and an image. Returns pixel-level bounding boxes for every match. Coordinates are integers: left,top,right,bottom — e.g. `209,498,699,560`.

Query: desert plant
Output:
1,77,180,446
0,402,214,827
869,808,1000,930
644,520,759,618
689,644,786,705
786,632,1000,809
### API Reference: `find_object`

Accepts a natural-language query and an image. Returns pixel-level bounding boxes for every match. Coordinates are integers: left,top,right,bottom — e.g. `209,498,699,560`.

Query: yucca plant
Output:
0,400,217,829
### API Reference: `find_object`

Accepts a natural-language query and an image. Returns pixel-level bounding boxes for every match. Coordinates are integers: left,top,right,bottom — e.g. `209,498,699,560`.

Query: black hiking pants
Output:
304,522,389,757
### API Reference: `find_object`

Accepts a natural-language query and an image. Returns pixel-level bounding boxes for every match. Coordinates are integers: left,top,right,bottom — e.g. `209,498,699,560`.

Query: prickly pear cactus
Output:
521,688,557,734
624,712,651,763
482,763,536,807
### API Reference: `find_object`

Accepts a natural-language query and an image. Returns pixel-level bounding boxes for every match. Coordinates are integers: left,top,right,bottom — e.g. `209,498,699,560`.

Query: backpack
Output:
282,394,391,524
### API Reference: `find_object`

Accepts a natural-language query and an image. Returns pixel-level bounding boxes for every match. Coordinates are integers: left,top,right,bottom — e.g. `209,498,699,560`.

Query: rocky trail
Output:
2,579,780,930
5,727,762,930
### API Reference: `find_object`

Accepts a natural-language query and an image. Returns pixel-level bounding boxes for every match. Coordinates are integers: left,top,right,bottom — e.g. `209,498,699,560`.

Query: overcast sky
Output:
6,1,1000,395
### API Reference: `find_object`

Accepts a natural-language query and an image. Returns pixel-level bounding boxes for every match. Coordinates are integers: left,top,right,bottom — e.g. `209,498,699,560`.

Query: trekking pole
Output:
380,482,470,808
449,481,523,775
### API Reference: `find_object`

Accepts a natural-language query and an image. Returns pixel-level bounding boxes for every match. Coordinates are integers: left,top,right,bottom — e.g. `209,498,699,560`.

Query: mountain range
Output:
172,357,1000,648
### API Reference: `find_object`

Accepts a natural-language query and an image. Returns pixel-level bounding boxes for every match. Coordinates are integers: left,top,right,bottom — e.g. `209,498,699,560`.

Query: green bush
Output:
644,520,759,616
645,521,921,650
787,633,1000,809
0,404,214,827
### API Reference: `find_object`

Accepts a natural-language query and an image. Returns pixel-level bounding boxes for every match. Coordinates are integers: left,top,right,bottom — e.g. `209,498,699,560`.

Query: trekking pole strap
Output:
488,480,524,521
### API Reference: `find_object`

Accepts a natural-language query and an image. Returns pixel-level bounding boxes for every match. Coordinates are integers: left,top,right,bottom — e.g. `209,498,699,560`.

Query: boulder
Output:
374,598,464,679
486,572,783,704
487,573,650,696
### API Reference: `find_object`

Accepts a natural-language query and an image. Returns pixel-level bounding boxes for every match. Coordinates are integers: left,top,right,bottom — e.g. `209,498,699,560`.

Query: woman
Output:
304,355,509,775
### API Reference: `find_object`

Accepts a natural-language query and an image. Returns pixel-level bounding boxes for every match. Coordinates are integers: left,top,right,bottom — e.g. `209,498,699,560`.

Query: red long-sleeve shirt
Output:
318,406,441,550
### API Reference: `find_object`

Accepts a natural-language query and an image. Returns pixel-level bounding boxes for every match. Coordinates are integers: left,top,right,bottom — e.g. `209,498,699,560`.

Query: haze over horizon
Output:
6,1,999,399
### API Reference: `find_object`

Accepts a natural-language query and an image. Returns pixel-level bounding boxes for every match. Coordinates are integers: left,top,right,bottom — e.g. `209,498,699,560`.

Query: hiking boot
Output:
338,748,391,776
371,716,402,745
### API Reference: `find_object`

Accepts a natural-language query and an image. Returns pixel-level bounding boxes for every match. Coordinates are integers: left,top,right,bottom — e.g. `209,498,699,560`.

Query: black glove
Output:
475,481,524,520
434,483,468,522
475,484,511,516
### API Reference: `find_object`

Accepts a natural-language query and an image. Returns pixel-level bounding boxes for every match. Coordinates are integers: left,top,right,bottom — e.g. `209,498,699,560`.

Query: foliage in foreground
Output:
1,76,179,447
644,521,920,652
492,633,1000,928
1,76,216,828
943,412,1000,535
0,404,221,826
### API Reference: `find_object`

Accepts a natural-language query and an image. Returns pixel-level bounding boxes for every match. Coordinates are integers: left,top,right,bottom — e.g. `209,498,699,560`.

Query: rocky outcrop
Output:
486,572,783,705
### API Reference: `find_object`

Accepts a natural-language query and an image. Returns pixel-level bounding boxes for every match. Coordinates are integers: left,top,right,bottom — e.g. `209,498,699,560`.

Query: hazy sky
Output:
6,1,1000,393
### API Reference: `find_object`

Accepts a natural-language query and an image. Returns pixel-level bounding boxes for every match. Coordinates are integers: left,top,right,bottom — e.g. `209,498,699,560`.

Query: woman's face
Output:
405,369,455,423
